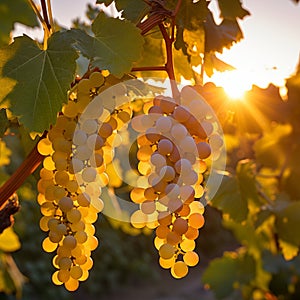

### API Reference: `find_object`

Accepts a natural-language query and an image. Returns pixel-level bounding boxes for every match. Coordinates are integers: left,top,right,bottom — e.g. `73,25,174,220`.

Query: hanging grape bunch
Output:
128,84,224,279
36,71,225,290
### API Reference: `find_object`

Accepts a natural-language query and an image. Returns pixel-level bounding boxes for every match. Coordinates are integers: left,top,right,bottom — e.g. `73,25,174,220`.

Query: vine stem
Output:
0,146,44,208
27,0,51,49
40,0,51,30
159,23,180,100
46,0,55,32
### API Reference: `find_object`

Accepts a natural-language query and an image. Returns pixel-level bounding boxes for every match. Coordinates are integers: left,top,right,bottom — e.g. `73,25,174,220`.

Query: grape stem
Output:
0,0,183,211
40,0,51,31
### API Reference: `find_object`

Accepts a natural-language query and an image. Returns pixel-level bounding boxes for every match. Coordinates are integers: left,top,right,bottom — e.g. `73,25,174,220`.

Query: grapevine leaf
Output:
97,0,148,23
262,250,288,273
132,35,166,79
202,252,256,299
236,160,261,207
0,0,39,46
204,11,243,53
176,0,208,31
174,0,208,57
0,140,11,166
0,228,20,252
217,0,250,20
0,109,9,138
210,173,248,222
69,12,144,78
278,239,299,260
253,124,292,169
254,209,273,229
96,0,114,5
275,201,300,247
173,48,195,81
115,0,148,23
202,255,237,298
204,52,235,77
0,32,78,133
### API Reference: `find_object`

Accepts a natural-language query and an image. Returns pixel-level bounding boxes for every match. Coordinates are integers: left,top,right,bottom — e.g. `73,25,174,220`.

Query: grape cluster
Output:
129,85,223,278
37,71,130,291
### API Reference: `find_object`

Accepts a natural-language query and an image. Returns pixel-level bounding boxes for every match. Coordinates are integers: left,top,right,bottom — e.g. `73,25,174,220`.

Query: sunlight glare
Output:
208,70,253,101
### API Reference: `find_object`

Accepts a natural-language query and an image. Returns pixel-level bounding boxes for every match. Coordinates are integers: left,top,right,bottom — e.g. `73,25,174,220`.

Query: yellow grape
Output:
70,265,83,280
159,243,175,259
58,196,73,212
58,257,72,270
64,277,79,292
52,271,64,285
42,237,58,252
57,269,70,283
172,261,188,278
188,213,205,229
183,251,199,267
63,235,77,250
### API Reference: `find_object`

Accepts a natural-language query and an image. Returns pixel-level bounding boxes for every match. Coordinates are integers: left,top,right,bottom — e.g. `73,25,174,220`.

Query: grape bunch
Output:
129,85,224,278
36,71,131,291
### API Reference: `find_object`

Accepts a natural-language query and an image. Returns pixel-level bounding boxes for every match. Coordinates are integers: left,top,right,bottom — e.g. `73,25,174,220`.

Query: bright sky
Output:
13,0,300,96
209,0,300,96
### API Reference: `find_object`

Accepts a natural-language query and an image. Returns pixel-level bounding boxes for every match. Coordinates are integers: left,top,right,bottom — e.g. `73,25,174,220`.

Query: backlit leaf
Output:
275,201,300,247
0,228,20,252
254,124,292,169
0,32,78,133
204,11,243,53
70,12,144,78
202,252,255,299
209,173,248,222
217,0,250,20
0,0,39,46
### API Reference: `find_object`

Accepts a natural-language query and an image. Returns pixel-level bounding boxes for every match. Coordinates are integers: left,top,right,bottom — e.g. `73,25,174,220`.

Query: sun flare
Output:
209,70,253,101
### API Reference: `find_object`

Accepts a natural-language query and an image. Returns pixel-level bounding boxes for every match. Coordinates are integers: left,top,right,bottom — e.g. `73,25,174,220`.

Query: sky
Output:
208,0,300,96
13,0,300,95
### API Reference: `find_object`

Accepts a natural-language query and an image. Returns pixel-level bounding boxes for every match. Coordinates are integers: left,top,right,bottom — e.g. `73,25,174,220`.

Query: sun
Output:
209,70,253,101
222,81,247,100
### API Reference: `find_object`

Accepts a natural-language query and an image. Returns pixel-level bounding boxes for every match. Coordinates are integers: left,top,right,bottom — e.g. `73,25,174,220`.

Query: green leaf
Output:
96,0,113,5
0,109,9,138
204,12,243,53
202,254,237,299
236,160,261,208
204,52,235,77
254,209,273,229
254,124,292,169
262,250,287,274
115,0,148,23
217,0,250,20
210,173,248,222
202,252,256,299
174,0,208,57
0,0,39,46
70,12,144,78
275,201,300,247
0,32,78,133
278,239,299,260
176,0,208,31
97,0,149,23
0,228,21,252
132,35,166,79
0,140,11,166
